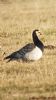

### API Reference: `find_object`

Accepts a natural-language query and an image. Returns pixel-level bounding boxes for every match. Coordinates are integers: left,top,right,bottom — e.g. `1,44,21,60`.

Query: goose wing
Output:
4,43,35,61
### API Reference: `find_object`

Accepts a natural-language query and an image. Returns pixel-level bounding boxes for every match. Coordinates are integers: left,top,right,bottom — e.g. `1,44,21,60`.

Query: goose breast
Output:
24,46,42,60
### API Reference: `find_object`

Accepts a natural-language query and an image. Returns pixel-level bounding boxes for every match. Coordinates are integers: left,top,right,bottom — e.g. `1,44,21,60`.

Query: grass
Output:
0,0,56,100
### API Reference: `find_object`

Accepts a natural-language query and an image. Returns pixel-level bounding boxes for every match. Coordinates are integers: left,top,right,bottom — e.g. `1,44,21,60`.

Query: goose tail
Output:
4,55,11,60
4,54,14,62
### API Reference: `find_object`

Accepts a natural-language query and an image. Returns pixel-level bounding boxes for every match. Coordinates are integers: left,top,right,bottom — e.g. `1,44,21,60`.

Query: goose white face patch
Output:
24,47,42,60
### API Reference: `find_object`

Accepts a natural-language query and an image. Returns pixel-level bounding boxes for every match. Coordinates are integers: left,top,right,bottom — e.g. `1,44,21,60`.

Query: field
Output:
0,0,56,100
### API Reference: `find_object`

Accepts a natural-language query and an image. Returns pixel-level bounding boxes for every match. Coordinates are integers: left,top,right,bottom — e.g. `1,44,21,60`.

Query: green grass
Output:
0,0,56,100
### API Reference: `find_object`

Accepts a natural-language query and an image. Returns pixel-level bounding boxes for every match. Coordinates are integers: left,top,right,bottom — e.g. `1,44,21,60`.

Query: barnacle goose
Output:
4,29,44,62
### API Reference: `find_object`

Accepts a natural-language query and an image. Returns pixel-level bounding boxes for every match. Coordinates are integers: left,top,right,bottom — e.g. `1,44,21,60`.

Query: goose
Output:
4,29,44,62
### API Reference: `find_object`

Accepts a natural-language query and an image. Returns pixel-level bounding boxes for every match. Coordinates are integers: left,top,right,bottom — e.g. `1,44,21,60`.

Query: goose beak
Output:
38,31,43,35
40,32,43,35
38,30,43,35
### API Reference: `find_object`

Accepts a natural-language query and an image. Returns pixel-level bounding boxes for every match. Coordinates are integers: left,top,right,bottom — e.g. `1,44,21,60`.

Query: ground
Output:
0,0,56,100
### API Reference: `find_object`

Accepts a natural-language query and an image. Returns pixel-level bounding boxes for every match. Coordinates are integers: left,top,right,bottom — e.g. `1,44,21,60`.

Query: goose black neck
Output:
32,30,44,52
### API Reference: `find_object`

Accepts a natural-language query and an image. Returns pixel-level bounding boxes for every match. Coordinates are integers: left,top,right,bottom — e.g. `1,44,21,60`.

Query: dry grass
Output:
0,0,56,100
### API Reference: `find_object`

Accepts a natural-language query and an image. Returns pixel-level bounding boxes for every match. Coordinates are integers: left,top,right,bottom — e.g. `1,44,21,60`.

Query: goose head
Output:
32,29,43,43
32,29,44,51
